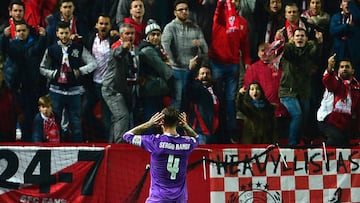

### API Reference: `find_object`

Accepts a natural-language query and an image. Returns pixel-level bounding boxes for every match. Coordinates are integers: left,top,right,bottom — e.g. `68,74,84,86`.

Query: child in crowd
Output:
236,81,277,144
32,95,60,143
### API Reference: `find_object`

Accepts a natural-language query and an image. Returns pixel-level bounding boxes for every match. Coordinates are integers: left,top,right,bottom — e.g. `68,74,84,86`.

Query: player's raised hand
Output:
178,112,188,127
149,112,164,126
179,112,198,137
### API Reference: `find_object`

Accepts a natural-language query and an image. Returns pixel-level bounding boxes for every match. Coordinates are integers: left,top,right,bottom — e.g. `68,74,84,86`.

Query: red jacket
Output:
208,0,251,66
322,70,360,131
23,0,58,27
243,60,288,118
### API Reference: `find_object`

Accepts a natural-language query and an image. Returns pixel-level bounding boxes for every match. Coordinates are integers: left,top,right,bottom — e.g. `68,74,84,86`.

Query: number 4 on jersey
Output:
167,155,179,180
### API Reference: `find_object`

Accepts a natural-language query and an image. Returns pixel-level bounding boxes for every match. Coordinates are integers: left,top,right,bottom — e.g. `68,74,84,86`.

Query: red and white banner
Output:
209,147,360,203
0,146,106,203
2,145,360,203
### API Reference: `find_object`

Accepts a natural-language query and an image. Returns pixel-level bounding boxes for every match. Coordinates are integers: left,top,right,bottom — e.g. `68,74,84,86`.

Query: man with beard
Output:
40,21,96,142
182,55,220,144
82,14,118,142
320,54,360,146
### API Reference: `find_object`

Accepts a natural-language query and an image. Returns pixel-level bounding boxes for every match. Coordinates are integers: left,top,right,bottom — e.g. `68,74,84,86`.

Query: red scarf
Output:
225,0,240,33
43,114,60,143
111,40,122,50
285,19,306,40
332,77,353,115
264,39,285,71
9,18,16,39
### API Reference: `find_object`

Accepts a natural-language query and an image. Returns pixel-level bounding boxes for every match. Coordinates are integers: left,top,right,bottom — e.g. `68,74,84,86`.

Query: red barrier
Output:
0,143,211,203
104,144,211,203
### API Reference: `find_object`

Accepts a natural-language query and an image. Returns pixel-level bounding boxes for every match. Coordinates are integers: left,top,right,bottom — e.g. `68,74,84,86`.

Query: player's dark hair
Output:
161,107,180,128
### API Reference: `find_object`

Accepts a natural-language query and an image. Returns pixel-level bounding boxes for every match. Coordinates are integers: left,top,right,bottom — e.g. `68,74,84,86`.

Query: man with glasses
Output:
161,0,208,110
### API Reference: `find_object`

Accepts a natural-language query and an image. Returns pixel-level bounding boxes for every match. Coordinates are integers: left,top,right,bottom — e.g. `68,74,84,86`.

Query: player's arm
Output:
127,112,164,135
178,112,198,138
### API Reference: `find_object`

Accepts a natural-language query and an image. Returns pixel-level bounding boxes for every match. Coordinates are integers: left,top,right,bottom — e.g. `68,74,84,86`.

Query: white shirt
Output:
92,34,111,84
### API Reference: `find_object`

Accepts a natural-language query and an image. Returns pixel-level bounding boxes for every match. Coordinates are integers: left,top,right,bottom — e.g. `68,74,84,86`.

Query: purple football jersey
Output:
123,132,199,202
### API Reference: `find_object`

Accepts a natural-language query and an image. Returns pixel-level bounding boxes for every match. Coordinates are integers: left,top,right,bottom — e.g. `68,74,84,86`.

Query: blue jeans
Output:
50,91,82,142
171,69,190,110
14,88,38,142
280,97,310,145
210,59,239,131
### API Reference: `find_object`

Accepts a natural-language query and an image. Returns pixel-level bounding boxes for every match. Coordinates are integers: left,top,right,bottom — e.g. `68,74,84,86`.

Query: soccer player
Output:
123,107,199,203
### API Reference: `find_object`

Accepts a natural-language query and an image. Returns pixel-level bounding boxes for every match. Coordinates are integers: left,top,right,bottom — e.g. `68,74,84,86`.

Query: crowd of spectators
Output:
0,0,359,147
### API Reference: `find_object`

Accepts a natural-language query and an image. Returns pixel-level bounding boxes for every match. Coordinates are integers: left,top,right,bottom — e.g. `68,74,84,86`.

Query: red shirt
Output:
123,17,146,46
243,60,288,117
209,0,251,65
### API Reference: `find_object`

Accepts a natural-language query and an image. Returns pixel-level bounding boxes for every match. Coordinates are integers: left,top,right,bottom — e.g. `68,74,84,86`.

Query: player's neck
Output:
162,127,177,135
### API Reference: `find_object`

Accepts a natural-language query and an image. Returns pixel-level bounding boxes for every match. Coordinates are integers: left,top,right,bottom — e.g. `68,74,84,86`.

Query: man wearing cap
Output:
138,19,173,123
